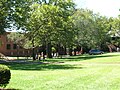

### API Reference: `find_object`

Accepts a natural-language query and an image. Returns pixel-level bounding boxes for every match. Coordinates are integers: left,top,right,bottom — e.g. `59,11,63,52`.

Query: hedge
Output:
0,65,11,88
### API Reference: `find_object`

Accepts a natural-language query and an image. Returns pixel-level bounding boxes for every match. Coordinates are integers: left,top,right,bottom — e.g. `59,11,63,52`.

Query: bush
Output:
0,65,11,88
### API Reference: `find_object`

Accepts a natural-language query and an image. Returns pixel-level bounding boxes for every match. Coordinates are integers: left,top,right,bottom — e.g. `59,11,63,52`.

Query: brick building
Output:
0,32,32,56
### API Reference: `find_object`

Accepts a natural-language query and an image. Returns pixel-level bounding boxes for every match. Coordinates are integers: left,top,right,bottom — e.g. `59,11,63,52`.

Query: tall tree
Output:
107,17,120,51
25,0,75,58
73,9,110,52
0,0,12,34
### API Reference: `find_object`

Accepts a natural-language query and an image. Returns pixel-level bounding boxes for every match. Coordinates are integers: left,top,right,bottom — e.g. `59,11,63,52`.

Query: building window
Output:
0,40,2,46
13,44,17,49
6,44,11,50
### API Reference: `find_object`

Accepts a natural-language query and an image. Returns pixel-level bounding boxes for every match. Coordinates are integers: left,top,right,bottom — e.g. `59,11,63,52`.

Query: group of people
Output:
35,52,45,60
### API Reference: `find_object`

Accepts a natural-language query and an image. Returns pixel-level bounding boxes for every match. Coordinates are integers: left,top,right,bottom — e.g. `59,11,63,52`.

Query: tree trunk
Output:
74,49,76,56
43,47,46,60
108,45,112,52
46,42,52,58
57,44,60,57
80,47,83,54
69,47,72,56
64,46,67,55
42,40,46,60
32,39,36,60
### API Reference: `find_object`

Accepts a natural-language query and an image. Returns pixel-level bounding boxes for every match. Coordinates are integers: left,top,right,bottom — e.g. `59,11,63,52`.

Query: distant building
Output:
0,32,32,56
108,30,120,39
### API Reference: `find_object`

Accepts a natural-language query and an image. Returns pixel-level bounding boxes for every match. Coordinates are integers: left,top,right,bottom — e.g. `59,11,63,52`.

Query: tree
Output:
92,15,110,50
73,9,95,52
0,0,12,34
4,0,75,59
107,17,120,52
73,9,110,53
24,0,75,58
7,32,32,59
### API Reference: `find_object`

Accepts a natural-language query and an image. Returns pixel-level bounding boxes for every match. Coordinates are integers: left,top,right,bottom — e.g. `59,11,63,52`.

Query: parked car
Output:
89,49,104,55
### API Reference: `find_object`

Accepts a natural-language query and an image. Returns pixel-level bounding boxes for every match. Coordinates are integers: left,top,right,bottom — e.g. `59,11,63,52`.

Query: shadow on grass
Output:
48,54,120,62
1,53,119,71
1,62,83,71
0,88,21,90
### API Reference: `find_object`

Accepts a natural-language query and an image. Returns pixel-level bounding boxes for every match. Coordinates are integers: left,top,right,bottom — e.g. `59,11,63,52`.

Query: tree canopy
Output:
4,0,120,58
0,0,12,34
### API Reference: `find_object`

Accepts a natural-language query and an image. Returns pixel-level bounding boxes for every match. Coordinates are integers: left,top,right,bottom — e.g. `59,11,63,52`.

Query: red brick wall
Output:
0,32,32,56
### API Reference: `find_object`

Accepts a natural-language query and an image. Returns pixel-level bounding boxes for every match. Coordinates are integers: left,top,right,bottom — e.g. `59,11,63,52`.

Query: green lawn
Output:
2,52,120,90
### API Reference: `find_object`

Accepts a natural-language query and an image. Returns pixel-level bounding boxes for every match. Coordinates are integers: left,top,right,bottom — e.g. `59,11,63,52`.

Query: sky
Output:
74,0,120,17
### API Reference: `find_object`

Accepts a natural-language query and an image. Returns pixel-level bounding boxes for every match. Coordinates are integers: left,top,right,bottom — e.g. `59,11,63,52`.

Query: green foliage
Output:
7,32,24,44
73,9,111,49
22,0,75,57
4,0,120,53
7,32,32,49
0,64,11,88
52,47,56,52
0,0,12,34
10,0,32,30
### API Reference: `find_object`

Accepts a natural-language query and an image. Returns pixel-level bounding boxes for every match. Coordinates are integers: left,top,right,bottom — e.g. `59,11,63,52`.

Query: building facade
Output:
0,32,32,56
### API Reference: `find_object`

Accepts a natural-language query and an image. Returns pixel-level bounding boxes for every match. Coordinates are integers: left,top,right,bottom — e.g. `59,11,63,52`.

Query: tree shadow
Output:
48,54,120,62
1,54,119,71
1,62,83,71
0,88,21,90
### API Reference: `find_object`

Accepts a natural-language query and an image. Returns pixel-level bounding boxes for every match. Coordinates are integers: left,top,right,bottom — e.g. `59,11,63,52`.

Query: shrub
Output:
0,65,11,88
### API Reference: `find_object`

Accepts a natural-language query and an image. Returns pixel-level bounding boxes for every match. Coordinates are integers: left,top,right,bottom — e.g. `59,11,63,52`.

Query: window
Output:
6,44,11,50
0,40,2,46
13,44,17,49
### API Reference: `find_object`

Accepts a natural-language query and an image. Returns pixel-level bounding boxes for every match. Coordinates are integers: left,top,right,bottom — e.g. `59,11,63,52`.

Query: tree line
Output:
1,0,120,59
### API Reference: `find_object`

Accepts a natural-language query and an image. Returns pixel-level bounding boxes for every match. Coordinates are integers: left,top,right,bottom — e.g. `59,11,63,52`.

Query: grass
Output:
1,52,120,90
